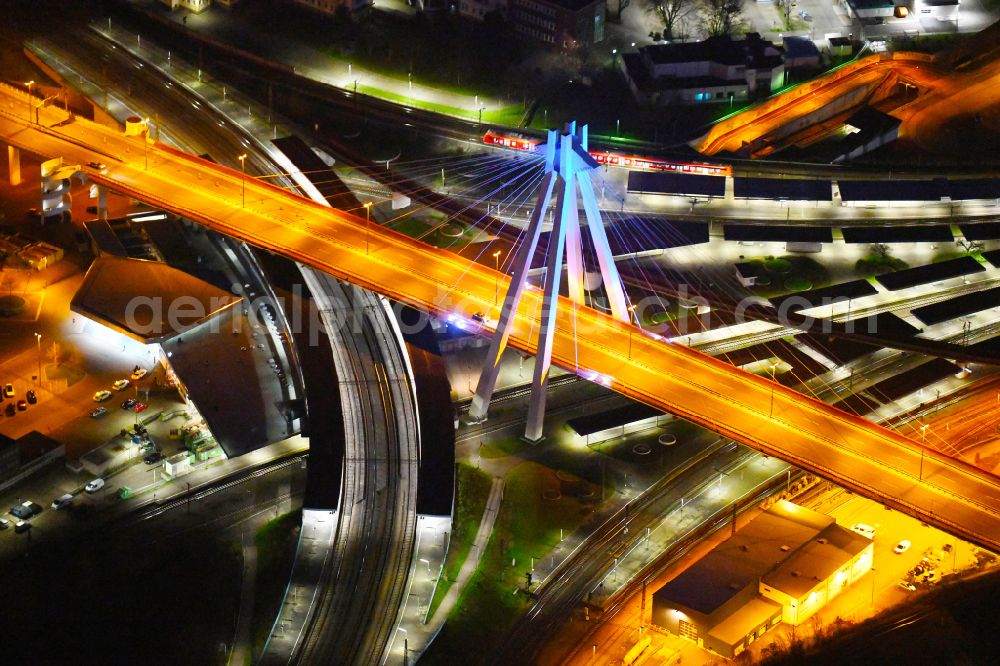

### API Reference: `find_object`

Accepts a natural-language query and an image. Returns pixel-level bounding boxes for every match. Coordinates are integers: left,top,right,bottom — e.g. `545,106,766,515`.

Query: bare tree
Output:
650,0,693,40
703,0,744,37
775,0,794,27
610,0,632,22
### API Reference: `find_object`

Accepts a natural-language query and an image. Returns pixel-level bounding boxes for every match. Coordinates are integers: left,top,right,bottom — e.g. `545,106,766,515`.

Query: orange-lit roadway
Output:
694,48,1000,157
2,85,1000,549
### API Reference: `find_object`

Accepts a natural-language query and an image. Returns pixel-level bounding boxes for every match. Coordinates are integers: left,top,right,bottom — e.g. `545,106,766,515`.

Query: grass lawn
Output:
420,461,600,664
251,510,303,658
480,436,529,459
354,83,524,125
748,255,831,297
427,464,493,619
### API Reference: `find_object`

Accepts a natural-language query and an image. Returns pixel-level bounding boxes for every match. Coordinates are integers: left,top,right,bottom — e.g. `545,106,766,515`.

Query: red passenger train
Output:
482,130,731,177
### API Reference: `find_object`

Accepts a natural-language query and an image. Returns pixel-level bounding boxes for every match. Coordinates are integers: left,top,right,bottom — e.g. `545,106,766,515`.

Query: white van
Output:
52,494,74,510
851,523,876,539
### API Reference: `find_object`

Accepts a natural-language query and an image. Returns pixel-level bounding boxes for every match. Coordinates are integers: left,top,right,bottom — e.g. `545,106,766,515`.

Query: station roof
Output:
838,178,943,202
912,285,1000,326
567,403,663,436
875,255,985,291
71,255,241,343
769,279,878,311
734,177,832,201
959,223,1000,241
841,225,954,244
627,171,725,197
723,225,833,243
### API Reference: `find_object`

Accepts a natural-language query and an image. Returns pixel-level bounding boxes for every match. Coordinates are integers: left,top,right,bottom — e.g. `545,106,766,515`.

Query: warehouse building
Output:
651,501,873,658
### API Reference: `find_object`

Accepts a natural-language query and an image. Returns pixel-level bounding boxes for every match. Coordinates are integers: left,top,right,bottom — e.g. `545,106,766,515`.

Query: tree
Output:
610,0,632,22
703,0,743,37
775,0,794,28
650,0,693,41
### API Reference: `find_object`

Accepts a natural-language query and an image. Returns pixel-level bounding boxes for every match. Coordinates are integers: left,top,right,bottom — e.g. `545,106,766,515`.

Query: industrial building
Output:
651,501,873,658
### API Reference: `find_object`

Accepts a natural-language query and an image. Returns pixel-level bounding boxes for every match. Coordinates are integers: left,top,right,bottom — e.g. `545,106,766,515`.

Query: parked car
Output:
14,521,31,534
87,161,107,171
4,403,14,417
112,379,130,391
26,390,36,404
93,390,112,402
25,502,42,516
134,401,148,413
799,10,812,20
2,383,13,398
850,523,876,539
130,368,148,381
85,478,106,493
9,504,31,519
898,581,917,592
121,398,137,410
52,494,74,510
0,518,9,530
90,406,108,418
16,400,26,411
143,451,164,465
894,540,912,554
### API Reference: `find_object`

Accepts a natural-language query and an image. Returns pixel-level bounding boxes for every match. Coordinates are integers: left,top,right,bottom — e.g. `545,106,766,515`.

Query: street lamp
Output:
25,80,34,123
143,117,150,170
34,333,41,386
238,154,247,207
363,201,373,255
492,250,502,305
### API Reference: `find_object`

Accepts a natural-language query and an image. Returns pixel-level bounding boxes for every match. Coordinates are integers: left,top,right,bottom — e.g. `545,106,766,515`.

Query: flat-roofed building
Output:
651,501,873,658
509,0,605,47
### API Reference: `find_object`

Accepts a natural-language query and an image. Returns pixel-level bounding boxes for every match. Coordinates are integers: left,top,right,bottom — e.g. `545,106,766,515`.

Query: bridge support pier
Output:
7,145,20,186
470,122,630,441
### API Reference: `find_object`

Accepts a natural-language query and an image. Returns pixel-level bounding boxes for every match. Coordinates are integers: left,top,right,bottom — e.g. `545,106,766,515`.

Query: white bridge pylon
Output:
469,122,630,441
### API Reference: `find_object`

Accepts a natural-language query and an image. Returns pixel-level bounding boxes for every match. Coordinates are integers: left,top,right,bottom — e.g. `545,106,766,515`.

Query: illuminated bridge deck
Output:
3,86,999,550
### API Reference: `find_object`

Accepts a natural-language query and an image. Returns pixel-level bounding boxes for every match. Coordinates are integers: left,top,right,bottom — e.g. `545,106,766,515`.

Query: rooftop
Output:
642,34,783,68
655,501,831,615
71,255,242,343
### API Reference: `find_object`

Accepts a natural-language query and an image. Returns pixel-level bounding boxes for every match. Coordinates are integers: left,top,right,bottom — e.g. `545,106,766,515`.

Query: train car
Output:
482,130,538,152
483,130,730,176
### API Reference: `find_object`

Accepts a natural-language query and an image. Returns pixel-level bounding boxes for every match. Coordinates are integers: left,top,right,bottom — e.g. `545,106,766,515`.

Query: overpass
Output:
3,86,1000,550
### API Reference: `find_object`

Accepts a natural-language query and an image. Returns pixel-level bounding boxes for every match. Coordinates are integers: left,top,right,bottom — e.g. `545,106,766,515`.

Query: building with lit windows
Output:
158,0,213,12
622,34,784,105
459,0,509,21
289,0,374,15
651,501,873,658
508,0,605,47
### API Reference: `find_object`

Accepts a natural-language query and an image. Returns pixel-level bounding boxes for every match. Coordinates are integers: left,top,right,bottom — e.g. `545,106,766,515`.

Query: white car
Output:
52,494,74,510
894,540,911,554
112,379,130,391
85,478,106,493
851,523,876,539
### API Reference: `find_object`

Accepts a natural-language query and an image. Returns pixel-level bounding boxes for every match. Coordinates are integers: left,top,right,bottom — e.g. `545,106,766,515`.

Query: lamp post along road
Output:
25,81,34,123
493,250,502,305
364,201,373,255
35,333,41,386
238,154,247,207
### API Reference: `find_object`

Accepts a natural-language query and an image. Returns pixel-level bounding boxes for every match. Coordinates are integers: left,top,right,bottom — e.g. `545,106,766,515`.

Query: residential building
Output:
460,0,509,21
651,501,873,658
158,0,212,12
622,34,785,105
290,0,374,15
508,0,605,47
